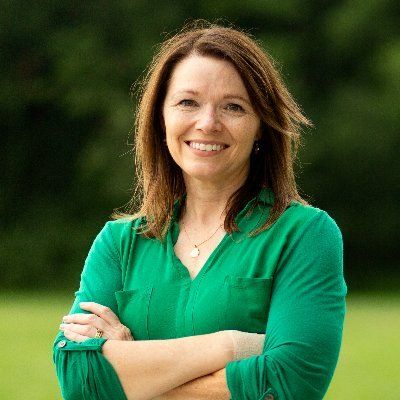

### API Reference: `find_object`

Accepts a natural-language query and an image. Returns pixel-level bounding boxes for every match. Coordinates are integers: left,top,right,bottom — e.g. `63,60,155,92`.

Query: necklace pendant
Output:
190,247,200,258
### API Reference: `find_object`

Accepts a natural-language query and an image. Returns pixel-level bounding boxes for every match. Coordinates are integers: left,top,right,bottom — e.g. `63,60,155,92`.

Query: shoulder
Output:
88,216,137,245
104,216,144,235
86,217,149,267
100,216,146,247
274,201,343,245
272,202,345,280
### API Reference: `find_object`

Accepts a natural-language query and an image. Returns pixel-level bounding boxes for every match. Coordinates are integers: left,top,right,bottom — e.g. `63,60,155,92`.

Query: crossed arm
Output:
58,301,264,400
151,368,230,400
101,335,231,400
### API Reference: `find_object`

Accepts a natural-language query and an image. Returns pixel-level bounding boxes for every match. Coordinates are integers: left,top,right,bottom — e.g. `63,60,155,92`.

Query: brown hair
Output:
113,20,312,240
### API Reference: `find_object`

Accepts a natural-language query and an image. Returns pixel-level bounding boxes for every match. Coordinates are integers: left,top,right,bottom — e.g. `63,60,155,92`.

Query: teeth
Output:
189,142,225,152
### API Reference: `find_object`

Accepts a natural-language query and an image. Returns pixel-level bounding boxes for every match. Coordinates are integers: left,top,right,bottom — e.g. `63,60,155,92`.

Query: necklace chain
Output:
182,221,223,258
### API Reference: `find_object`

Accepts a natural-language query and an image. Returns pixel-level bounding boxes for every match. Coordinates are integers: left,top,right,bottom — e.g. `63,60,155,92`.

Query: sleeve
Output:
225,210,347,400
52,221,128,400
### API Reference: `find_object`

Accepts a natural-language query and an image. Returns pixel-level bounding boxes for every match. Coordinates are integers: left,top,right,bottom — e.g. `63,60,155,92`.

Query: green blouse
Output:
53,187,347,400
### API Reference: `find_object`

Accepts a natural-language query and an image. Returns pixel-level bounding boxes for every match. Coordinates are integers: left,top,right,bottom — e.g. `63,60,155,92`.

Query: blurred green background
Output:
1,1,399,399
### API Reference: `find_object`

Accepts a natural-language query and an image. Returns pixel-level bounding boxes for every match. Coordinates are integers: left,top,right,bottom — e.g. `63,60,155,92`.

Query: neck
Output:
181,174,247,228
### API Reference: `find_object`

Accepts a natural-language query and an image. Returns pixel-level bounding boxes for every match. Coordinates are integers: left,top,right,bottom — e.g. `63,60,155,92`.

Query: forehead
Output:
167,55,249,96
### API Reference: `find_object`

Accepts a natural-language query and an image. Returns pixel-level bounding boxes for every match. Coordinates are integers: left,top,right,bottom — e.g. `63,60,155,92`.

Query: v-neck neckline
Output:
167,187,274,283
169,221,229,284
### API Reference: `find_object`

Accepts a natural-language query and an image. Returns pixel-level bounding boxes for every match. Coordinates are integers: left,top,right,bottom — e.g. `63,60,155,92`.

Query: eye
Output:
178,99,197,107
225,103,244,112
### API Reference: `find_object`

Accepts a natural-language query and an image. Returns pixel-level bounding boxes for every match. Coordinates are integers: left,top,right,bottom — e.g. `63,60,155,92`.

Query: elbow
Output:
226,344,338,400
263,345,339,400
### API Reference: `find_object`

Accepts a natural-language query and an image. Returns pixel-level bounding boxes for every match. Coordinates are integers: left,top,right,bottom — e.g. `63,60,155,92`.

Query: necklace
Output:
182,221,223,258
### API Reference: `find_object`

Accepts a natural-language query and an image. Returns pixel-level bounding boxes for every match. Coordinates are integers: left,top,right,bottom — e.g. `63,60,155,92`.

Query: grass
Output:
324,292,400,399
0,292,398,399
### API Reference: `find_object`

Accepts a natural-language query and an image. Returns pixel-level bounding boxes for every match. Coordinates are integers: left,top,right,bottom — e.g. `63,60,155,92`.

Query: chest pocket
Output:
115,286,153,340
115,281,188,340
218,275,273,333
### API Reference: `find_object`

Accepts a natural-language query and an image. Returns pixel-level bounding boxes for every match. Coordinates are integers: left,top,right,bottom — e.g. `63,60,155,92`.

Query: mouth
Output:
184,140,229,152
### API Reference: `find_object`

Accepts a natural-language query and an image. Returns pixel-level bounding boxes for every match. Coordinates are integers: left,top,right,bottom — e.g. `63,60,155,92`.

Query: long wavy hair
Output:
113,21,312,241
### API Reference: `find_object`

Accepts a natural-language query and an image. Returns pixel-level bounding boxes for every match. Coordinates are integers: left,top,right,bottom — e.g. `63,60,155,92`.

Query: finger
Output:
62,313,107,331
60,323,100,338
63,328,90,343
78,302,121,326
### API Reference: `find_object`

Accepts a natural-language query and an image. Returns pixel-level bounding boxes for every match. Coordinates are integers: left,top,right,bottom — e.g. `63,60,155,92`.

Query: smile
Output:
185,141,229,152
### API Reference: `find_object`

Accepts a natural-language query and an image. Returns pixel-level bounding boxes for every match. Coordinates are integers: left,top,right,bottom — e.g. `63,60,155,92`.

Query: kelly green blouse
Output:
53,187,347,400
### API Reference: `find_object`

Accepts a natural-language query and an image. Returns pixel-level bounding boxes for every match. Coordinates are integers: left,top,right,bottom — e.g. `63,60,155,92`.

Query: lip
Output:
184,140,229,147
184,141,228,157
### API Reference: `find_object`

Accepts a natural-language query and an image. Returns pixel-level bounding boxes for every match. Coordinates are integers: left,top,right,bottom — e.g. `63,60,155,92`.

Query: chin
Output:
183,168,226,182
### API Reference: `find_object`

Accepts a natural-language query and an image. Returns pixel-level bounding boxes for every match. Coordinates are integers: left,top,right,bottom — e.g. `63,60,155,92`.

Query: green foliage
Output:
0,292,398,399
1,1,399,289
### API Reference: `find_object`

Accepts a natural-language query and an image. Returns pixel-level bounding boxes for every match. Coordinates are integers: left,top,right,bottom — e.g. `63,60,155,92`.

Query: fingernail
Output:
59,324,65,330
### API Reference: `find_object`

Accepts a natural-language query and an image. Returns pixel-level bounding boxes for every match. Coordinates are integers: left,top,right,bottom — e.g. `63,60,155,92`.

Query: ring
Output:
94,329,104,339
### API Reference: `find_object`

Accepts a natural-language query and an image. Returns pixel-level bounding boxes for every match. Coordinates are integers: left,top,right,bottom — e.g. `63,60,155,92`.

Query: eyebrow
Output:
170,90,251,106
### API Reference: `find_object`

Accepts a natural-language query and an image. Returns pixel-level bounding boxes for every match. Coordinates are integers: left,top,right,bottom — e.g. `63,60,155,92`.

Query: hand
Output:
60,301,134,342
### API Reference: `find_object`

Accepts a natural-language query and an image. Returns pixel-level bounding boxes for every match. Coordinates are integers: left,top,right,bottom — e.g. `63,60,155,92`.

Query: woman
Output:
53,22,347,400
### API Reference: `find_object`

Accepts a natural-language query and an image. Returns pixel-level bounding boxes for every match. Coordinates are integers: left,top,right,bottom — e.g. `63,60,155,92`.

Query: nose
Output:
195,105,222,133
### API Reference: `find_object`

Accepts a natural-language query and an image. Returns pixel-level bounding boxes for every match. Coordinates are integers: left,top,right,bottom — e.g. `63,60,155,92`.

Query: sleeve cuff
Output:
53,335,128,399
56,336,108,351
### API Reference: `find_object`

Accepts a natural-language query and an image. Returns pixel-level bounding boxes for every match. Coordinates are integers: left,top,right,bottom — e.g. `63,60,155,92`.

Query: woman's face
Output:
162,55,261,186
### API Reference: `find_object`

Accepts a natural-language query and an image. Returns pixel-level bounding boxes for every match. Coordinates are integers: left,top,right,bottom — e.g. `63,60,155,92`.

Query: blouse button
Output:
58,340,67,348
264,396,274,400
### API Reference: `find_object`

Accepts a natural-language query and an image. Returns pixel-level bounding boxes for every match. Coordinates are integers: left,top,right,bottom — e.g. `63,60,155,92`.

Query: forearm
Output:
151,331,266,400
152,368,230,400
102,331,233,400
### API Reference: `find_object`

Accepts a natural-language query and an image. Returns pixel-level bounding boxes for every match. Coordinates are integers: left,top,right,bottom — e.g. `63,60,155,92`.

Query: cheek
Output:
166,136,185,164
164,113,185,138
233,120,260,146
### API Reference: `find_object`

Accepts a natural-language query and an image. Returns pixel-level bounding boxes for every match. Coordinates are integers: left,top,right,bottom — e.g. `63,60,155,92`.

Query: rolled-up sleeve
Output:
225,210,347,400
52,222,127,400
53,334,126,399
